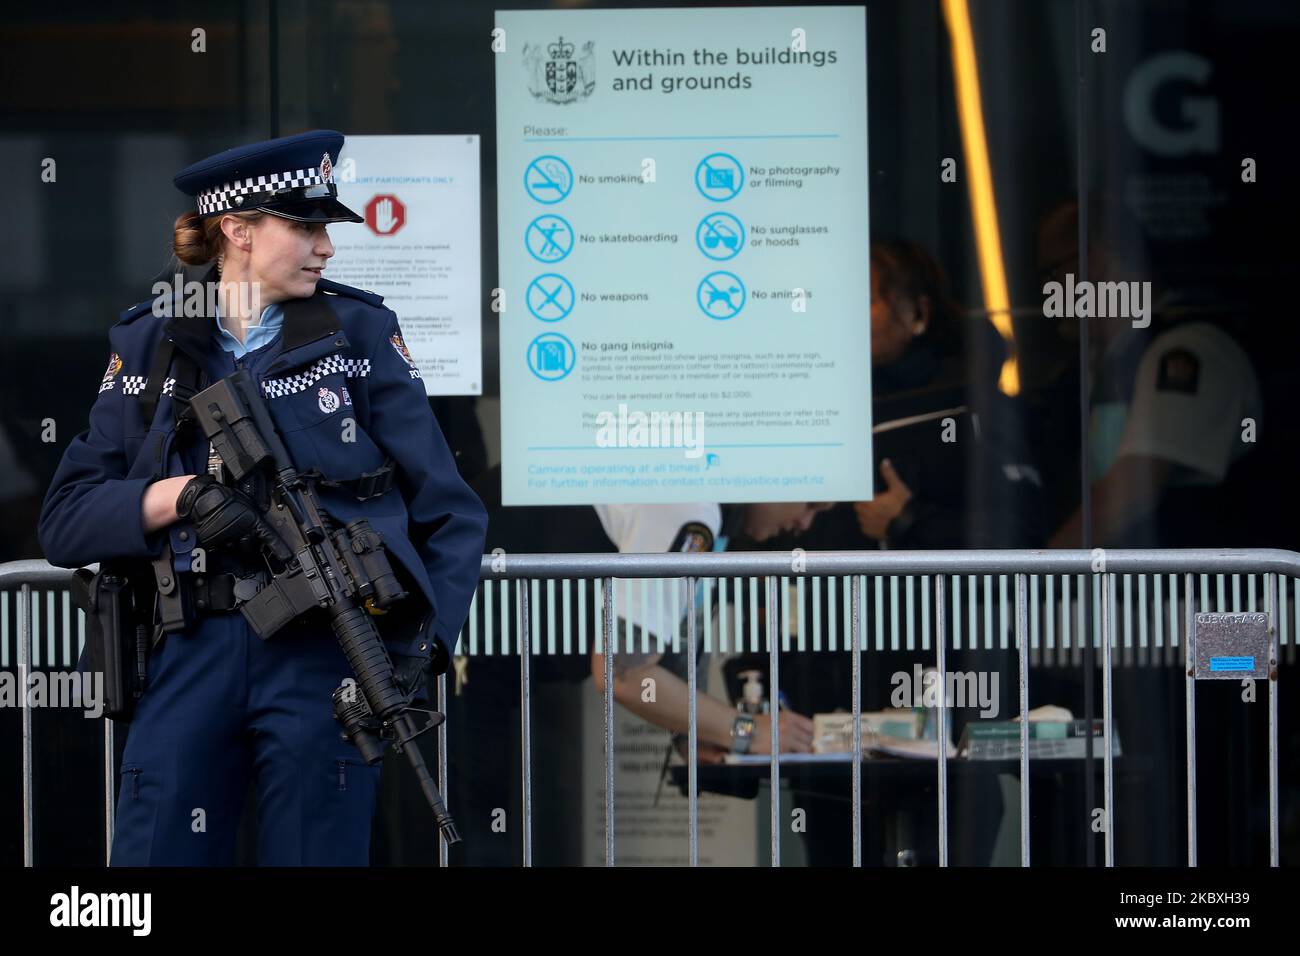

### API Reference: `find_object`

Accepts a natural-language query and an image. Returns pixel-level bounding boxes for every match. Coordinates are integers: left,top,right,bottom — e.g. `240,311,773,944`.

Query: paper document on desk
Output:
869,736,959,760
723,753,848,765
722,738,957,763
812,711,957,759
814,710,922,752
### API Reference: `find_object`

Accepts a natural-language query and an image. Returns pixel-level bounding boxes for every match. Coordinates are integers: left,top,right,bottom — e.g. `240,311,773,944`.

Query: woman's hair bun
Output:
173,210,219,266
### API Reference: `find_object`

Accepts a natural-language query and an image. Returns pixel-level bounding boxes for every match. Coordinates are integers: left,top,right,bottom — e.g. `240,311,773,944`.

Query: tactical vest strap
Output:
300,458,398,501
139,339,173,430
139,337,205,433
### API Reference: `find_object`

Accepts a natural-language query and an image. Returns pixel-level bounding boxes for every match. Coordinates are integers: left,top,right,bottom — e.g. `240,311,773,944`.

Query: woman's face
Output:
742,502,833,541
246,215,335,304
870,268,924,366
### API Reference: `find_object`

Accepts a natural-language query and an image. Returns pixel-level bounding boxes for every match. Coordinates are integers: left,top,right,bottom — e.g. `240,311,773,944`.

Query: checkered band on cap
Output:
196,166,329,216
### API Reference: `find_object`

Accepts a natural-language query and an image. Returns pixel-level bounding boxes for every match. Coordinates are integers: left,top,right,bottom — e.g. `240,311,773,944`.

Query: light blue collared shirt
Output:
214,302,286,358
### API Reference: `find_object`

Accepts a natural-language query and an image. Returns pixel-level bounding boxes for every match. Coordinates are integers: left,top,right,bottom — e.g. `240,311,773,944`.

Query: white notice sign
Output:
494,6,871,505
332,135,482,395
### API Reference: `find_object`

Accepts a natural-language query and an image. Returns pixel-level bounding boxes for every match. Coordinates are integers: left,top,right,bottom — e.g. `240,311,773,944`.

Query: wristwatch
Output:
730,714,757,754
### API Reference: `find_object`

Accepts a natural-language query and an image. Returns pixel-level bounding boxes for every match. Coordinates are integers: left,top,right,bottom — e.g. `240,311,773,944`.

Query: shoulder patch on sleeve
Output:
98,352,124,393
315,278,385,307
1156,347,1200,394
389,332,422,379
669,521,715,554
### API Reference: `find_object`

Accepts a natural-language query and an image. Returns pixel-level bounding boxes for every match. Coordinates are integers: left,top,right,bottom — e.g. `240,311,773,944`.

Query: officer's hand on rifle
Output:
177,474,282,554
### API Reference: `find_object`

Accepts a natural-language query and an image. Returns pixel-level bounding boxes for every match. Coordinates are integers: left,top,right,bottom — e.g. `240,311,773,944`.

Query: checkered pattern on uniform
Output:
261,353,371,398
196,166,327,216
99,374,177,396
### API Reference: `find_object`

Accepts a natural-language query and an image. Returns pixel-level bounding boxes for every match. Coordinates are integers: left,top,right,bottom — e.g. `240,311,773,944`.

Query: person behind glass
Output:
797,239,1042,552
754,242,1042,866
1037,198,1265,549
37,130,488,866
590,502,829,762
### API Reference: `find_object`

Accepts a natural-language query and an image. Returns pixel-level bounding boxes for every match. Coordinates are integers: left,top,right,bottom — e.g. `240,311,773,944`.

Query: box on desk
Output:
959,720,1122,760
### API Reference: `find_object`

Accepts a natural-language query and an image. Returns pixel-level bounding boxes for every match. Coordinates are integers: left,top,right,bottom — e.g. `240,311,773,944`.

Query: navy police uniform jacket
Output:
38,270,488,663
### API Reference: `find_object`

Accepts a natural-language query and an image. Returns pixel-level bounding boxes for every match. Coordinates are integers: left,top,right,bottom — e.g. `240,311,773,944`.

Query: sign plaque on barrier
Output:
1193,612,1272,680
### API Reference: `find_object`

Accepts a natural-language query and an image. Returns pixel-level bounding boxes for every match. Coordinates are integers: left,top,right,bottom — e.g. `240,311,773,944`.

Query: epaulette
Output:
316,278,385,308
117,295,161,326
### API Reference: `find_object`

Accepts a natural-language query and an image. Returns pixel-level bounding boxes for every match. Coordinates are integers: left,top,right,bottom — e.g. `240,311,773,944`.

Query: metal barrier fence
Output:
3,549,1294,867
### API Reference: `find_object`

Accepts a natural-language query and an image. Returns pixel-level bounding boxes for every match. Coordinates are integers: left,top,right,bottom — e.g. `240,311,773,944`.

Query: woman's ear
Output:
913,294,932,336
219,214,252,252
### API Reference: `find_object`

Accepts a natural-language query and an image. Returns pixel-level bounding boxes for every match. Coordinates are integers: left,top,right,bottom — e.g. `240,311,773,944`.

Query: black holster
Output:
70,565,150,723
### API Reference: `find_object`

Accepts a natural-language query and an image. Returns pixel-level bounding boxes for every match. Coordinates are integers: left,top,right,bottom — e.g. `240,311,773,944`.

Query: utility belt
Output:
189,569,271,613
153,506,406,633
71,514,401,724
68,560,263,723
69,554,416,726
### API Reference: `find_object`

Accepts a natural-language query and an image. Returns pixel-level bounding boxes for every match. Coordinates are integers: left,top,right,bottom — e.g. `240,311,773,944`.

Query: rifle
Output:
188,368,460,846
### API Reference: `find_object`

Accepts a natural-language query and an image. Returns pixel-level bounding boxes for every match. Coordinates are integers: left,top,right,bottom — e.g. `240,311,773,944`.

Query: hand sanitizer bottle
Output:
738,670,767,715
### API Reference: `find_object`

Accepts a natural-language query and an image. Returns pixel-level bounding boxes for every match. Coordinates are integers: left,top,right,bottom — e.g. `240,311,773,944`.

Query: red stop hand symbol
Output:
365,194,406,236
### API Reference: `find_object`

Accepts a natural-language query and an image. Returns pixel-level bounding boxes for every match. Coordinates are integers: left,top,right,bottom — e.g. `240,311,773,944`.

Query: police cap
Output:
174,129,363,224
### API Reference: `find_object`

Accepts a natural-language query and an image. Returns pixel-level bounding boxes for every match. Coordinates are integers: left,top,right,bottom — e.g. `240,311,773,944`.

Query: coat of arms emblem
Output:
524,36,595,104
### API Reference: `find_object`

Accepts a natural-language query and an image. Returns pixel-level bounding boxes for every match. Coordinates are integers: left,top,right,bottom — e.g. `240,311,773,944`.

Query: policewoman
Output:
38,131,488,865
